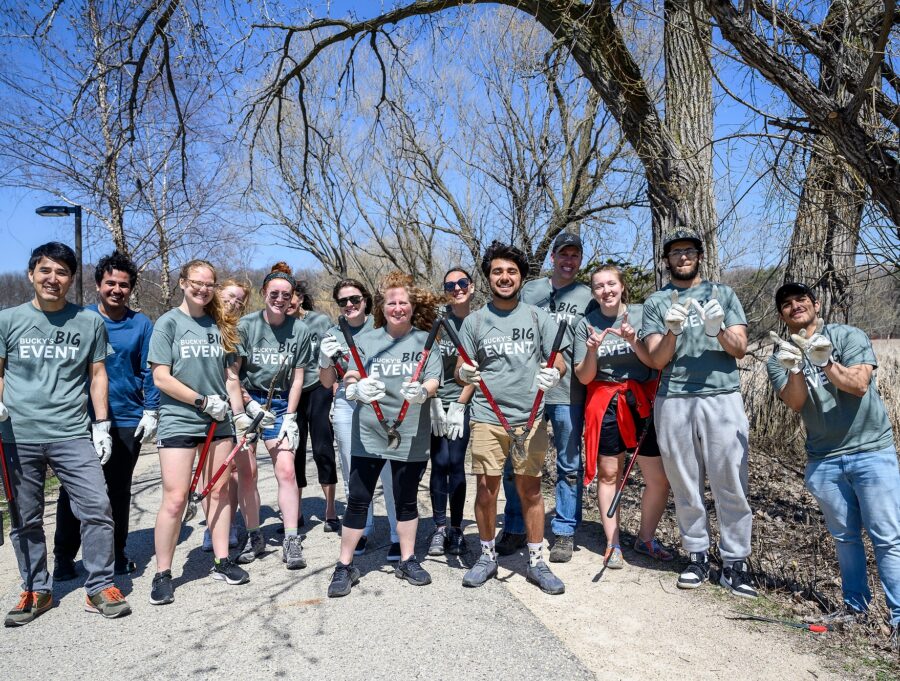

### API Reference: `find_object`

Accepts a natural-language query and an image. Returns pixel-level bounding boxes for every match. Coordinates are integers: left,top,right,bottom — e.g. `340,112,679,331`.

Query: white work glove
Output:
430,397,447,437
201,394,229,421
702,294,725,338
457,361,481,385
803,334,833,367
400,380,429,404
233,412,254,439
277,412,299,449
92,420,113,465
445,402,466,441
346,377,386,404
776,344,803,374
664,291,690,336
134,410,158,444
536,363,561,391
318,336,343,369
0,401,8,422
245,399,276,429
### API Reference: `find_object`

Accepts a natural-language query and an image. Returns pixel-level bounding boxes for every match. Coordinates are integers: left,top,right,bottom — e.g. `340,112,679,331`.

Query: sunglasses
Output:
443,278,471,292
337,295,364,307
267,291,293,301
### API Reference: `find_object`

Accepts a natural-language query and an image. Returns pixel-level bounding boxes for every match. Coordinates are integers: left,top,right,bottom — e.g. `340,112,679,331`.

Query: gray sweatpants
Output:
655,392,752,562
7,439,116,595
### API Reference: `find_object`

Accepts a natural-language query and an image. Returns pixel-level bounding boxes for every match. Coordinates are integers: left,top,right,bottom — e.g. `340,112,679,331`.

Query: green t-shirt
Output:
0,302,110,443
573,304,655,383
324,316,375,385
299,310,333,391
237,311,313,394
459,302,563,426
640,281,746,397
521,278,594,405
767,324,895,459
148,308,235,439
350,326,443,462
436,311,466,403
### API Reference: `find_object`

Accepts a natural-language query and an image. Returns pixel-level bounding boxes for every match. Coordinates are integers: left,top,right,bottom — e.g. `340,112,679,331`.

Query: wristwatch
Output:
194,396,206,412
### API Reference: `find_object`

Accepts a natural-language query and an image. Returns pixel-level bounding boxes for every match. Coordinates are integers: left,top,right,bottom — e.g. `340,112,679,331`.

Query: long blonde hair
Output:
179,259,239,352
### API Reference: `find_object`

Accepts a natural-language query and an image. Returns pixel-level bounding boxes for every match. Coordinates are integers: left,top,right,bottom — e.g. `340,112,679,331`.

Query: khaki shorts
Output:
470,420,549,478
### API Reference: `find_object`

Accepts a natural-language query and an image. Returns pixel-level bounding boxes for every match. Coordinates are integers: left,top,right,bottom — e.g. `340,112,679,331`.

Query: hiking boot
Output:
446,527,467,555
4,591,52,627
210,558,250,585
354,536,368,556
677,551,709,589
53,557,78,581
526,560,565,595
427,527,447,556
149,570,174,605
395,555,432,586
114,556,137,575
282,535,307,570
719,560,758,599
604,545,624,569
495,531,526,556
386,542,402,562
633,537,674,562
549,535,574,563
236,530,265,564
462,554,498,588
85,586,132,619
323,517,341,533
327,562,360,598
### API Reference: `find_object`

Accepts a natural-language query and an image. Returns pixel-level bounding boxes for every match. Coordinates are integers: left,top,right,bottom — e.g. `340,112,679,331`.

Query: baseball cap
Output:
775,282,817,309
552,232,582,253
662,229,703,255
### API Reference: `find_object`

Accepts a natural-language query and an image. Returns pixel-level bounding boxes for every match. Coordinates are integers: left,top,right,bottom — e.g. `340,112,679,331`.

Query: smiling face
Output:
181,265,217,309
551,246,582,284
336,285,366,324
665,239,702,282
778,294,820,333
29,256,72,310
591,269,624,313
382,286,413,329
264,279,293,317
488,258,522,301
444,270,473,306
96,269,133,315
219,285,247,315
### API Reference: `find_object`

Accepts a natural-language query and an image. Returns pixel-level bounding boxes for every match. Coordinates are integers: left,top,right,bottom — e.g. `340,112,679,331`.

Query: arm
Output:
287,367,305,413
89,360,110,421
152,363,206,405
226,359,245,414
0,356,5,401
422,378,440,398
715,324,748,359
319,365,338,389
553,351,566,378
822,362,873,398
456,383,476,404
643,332,677,370
777,372,809,412
141,323,160,411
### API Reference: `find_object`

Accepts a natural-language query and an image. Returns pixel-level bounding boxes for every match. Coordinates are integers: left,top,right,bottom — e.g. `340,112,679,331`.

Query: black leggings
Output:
429,408,470,528
296,384,338,486
343,456,428,530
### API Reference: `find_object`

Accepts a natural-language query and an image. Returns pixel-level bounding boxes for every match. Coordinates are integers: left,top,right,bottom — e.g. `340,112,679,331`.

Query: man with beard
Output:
456,241,568,594
640,230,755,598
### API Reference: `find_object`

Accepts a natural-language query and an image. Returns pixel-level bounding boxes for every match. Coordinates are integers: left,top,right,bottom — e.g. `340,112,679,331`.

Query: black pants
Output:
296,384,337,486
429,408,470,528
343,456,427,530
54,426,140,562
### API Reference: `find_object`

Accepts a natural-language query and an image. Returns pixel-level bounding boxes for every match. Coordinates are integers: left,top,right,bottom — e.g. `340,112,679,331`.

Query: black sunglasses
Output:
443,278,471,292
337,295,364,307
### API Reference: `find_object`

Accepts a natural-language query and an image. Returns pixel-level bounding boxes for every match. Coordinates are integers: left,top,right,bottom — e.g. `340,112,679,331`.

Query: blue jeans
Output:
805,446,900,625
502,404,584,537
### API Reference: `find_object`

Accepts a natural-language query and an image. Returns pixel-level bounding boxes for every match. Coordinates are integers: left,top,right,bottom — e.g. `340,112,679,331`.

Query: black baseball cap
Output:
552,232,582,253
775,282,817,309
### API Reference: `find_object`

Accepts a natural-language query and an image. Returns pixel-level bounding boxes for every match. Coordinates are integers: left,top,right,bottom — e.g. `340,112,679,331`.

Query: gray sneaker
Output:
549,535,574,563
427,527,447,556
462,553,498,588
526,560,565,595
282,535,307,570
236,530,265,564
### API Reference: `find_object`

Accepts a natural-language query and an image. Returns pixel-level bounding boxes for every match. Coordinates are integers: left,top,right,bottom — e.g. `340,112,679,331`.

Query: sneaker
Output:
236,531,265,564
526,560,565,595
495,531,526,556
114,556,137,575
210,558,250,585
446,527,467,555
327,562,360,598
4,591,53,627
427,527,447,556
202,528,213,552
149,570,174,606
229,523,239,548
354,536,368,556
462,554,498,588
323,517,341,533
395,555,432,586
604,545,624,569
85,586,132,619
633,537,674,562
53,558,78,581
549,535,574,563
282,535,307,570
386,542,402,562
677,551,709,589
719,560,758,599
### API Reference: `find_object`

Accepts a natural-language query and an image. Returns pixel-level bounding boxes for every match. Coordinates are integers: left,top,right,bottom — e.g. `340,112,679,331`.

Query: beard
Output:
491,281,521,300
667,260,700,282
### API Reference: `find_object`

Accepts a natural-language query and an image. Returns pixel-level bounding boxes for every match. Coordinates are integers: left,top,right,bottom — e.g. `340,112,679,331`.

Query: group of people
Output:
0,231,897,649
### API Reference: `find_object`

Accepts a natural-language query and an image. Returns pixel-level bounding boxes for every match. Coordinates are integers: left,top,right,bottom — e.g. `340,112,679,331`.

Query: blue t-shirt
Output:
86,304,160,427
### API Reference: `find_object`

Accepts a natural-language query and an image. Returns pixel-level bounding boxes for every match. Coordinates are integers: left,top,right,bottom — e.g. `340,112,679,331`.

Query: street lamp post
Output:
35,205,83,306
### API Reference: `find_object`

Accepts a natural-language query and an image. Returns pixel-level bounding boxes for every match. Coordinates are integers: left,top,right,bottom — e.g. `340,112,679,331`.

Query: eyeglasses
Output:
186,279,218,291
267,291,293,301
337,295,364,307
668,248,699,259
443,278,471,292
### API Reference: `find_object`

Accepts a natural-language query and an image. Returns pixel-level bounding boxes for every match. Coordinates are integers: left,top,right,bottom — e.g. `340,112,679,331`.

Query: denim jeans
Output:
502,404,584,537
805,446,900,625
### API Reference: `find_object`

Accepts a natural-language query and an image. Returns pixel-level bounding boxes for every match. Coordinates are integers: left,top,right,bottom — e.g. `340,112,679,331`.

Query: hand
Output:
585,325,608,351
92,420,113,465
400,380,429,404
619,310,636,343
805,333,833,367
702,286,725,337
769,331,803,374
318,335,343,369
233,412,254,439
664,291,690,336
536,363,561,391
134,410,158,444
277,412,299,449
245,400,276,429
201,394,228,421
0,401,8,422
458,361,481,385
430,397,447,437
445,402,466,440
346,377,386,404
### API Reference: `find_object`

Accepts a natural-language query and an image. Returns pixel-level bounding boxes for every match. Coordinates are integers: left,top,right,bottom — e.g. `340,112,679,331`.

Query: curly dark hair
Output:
480,241,529,279
95,249,139,287
372,271,441,331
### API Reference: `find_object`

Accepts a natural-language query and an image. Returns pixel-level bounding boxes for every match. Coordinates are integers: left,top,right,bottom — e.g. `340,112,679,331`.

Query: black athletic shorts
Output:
597,396,660,457
157,435,233,449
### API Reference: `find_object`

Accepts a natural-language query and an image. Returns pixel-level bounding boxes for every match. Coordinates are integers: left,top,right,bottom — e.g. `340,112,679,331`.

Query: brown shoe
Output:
4,591,53,627
85,586,132,619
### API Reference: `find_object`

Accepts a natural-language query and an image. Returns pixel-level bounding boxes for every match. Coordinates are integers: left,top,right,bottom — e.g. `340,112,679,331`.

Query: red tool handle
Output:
198,411,265,499
0,436,20,528
339,317,388,423
524,319,569,430
394,317,443,426
188,421,218,494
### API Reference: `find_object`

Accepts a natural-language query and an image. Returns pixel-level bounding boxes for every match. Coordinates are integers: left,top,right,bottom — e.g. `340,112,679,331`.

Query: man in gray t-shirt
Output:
641,229,755,599
768,282,900,636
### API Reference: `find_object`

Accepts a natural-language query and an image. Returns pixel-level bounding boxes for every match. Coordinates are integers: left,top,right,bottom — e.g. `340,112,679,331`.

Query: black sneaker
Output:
323,517,341,534
354,536,368,556
526,560,565,595
327,562,360,598
495,531,526,556
719,560,758,599
549,535,574,563
210,558,250,585
395,555,432,586
114,556,137,575
386,542,402,562
427,527,447,556
677,551,709,589
53,558,78,582
149,570,174,605
446,527,467,555
236,530,265,564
